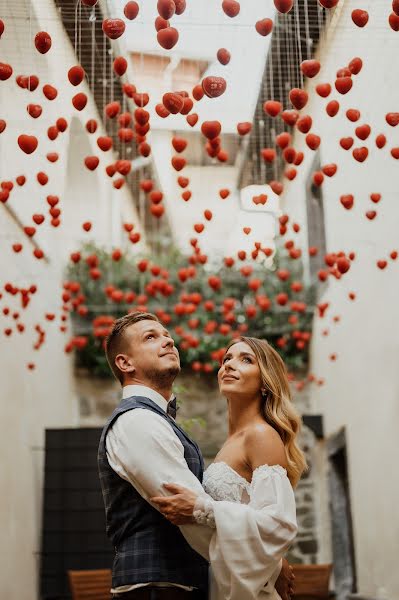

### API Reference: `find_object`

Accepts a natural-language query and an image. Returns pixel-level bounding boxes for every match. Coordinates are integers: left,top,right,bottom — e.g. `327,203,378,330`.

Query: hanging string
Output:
295,1,304,87
304,0,311,60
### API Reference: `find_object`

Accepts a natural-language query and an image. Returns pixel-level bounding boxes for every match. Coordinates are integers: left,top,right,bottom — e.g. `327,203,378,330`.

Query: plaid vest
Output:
98,396,209,592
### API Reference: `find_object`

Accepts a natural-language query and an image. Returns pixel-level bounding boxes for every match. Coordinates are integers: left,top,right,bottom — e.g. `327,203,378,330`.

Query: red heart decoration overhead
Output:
263,100,282,117
172,137,187,152
105,101,121,118
202,76,227,98
81,0,98,5
32,214,45,225
326,100,339,117
261,148,276,163
37,171,48,186
319,0,339,6
86,119,98,134
97,136,113,151
0,62,12,81
322,164,337,177
346,108,360,122
390,250,398,259
182,190,191,201
389,14,399,31
386,113,399,126
296,115,312,133
222,0,240,17
27,104,42,119
151,204,165,218
82,221,92,232
352,147,368,162
139,142,151,157
237,122,252,135
355,124,371,140
163,92,184,113
217,48,231,65
340,137,354,150
194,223,205,234
315,83,331,98
155,16,170,31
124,1,139,19
348,57,363,75
34,31,52,54
274,0,293,13
177,176,189,188
335,76,353,94
201,120,221,139
270,180,284,195
43,84,58,100
113,57,128,76
0,119,6,133
174,0,186,14
313,172,324,187
375,134,387,149
72,92,88,111
393,0,399,15
24,226,36,237
351,9,369,27
0,19,4,38
171,156,186,171
135,108,149,125
340,194,354,209
219,189,230,199
13,244,23,253
306,133,321,150
156,104,170,118
68,65,85,85
276,132,291,149
300,59,321,78
46,152,59,163
18,134,38,154
157,27,179,49
116,159,131,176
377,260,387,270
16,175,26,186
102,19,126,40
180,97,193,114
365,211,377,220
281,110,299,126
56,117,68,132
186,113,198,127
391,147,399,159
255,19,273,36
47,195,59,207
370,193,381,203
157,0,176,20
289,88,308,110
204,210,213,221
150,190,163,205
84,156,100,171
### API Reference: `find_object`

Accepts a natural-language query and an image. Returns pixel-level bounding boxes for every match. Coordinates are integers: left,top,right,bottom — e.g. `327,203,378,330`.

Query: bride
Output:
152,336,307,600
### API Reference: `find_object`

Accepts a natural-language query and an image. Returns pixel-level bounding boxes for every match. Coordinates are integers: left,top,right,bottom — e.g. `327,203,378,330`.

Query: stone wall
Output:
75,368,330,567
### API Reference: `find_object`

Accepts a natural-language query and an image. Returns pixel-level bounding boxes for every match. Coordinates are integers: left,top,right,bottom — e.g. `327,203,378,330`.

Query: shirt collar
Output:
122,384,175,414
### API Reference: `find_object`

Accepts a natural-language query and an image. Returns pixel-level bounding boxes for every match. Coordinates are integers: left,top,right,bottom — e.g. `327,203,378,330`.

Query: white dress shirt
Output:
106,385,211,594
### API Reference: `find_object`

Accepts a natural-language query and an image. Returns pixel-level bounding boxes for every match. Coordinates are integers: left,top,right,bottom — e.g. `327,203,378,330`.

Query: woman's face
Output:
218,341,263,399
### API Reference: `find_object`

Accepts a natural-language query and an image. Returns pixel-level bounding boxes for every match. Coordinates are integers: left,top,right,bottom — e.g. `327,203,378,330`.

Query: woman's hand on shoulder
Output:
244,422,288,471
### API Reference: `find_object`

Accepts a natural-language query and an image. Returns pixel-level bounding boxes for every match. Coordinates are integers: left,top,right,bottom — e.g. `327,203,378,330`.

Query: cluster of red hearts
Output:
64,243,315,383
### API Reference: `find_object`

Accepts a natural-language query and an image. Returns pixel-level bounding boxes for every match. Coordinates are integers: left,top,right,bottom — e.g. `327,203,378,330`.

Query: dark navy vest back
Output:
98,396,209,592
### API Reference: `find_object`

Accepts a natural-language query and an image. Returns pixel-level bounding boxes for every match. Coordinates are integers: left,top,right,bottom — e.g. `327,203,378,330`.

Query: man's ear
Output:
115,353,135,375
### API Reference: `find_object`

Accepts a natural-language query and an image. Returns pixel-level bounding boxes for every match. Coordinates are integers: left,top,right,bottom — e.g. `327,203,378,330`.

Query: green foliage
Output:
66,242,315,378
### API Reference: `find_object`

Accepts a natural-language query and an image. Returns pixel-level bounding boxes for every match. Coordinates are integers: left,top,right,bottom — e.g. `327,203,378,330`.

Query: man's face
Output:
119,319,180,385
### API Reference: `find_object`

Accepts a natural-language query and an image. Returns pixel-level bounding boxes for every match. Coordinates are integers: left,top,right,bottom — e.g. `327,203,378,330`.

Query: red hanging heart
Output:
375,134,387,149
326,100,339,117
34,31,52,54
171,156,186,171
18,134,38,154
263,100,282,117
27,104,42,118
163,92,184,113
340,194,354,209
43,84,58,100
351,9,369,27
222,0,240,17
352,147,368,162
68,65,85,86
72,92,87,111
217,48,231,65
172,137,187,152
255,19,273,36
306,133,321,150
335,77,353,94
157,0,175,20
0,62,12,81
386,113,399,126
202,76,227,98
237,122,252,135
124,1,139,19
84,156,100,171
157,27,179,49
348,57,363,75
113,57,128,76
274,0,293,13
97,136,113,151
296,115,312,133
289,88,308,110
300,59,321,78
102,19,126,40
201,121,221,139
340,137,354,150
315,83,331,98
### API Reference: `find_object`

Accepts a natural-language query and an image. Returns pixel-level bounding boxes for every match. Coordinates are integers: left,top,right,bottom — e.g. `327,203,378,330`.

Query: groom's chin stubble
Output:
146,365,181,386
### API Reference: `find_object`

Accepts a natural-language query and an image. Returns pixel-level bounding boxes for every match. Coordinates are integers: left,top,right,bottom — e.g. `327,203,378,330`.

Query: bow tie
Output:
167,397,177,419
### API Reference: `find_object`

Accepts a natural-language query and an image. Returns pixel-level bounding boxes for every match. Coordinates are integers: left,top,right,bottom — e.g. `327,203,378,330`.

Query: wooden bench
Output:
68,569,112,600
292,563,333,599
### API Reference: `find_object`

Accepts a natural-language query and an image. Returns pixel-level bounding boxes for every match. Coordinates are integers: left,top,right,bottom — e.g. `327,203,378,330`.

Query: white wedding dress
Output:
193,462,298,600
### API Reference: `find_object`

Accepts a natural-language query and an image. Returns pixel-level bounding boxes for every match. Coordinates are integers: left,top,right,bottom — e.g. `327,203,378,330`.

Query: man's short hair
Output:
105,311,159,384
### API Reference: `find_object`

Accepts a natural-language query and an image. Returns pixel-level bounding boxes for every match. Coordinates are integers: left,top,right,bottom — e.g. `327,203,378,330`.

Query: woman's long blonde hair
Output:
227,336,307,487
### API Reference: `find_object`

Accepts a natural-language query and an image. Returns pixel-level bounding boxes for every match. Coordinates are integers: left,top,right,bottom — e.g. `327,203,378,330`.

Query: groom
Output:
98,311,295,600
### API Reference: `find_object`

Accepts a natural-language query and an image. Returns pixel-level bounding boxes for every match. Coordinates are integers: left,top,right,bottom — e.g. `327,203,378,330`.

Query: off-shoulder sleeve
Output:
195,465,297,600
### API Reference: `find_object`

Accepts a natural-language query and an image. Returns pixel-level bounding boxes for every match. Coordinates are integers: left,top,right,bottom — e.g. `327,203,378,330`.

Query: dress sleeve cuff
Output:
193,495,216,528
